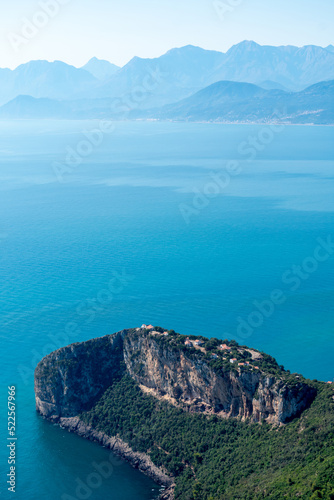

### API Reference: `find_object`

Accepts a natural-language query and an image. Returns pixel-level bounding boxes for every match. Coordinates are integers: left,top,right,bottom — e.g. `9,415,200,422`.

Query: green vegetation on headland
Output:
79,329,334,500
130,327,310,386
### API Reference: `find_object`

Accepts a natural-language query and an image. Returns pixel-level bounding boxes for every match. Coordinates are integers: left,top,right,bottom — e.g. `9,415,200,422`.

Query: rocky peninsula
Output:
35,327,333,499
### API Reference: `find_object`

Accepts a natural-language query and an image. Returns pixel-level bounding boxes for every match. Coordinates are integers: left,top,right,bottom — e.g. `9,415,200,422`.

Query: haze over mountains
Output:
143,80,334,124
0,41,333,123
0,61,97,106
82,58,120,81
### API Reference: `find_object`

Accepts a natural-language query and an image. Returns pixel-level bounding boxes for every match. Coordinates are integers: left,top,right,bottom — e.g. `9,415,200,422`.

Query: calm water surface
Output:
0,120,333,499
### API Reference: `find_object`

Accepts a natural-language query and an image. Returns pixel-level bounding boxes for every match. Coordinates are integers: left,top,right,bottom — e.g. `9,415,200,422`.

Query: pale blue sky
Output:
1,0,333,69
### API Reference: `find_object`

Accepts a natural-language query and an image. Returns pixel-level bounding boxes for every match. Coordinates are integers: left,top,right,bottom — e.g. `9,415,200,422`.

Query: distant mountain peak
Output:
1,42,334,110
239,40,260,47
167,44,204,52
16,59,80,72
147,78,334,125
81,57,120,81
165,45,223,56
226,40,261,57
84,56,112,65
229,40,260,50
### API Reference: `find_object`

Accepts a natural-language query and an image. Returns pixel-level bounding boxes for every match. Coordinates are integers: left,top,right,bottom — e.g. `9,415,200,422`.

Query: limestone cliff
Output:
123,330,315,424
35,330,126,419
34,327,319,500
35,328,316,426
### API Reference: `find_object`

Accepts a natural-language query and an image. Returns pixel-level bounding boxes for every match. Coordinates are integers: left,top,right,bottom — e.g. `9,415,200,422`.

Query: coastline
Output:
45,415,175,500
136,118,334,127
0,117,333,126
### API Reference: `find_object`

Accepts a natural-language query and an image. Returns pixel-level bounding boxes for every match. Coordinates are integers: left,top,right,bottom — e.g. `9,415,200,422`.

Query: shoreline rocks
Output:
34,327,318,499
47,415,175,499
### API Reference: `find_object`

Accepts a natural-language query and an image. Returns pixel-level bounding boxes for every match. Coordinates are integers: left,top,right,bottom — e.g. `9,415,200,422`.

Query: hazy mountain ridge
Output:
0,60,98,106
81,57,120,80
1,41,334,110
214,41,334,90
2,79,333,124
140,79,334,124
89,45,227,106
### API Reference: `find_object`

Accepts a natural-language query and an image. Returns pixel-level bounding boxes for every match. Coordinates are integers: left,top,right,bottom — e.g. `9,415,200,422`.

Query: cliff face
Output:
123,332,315,424
35,331,125,419
35,328,316,426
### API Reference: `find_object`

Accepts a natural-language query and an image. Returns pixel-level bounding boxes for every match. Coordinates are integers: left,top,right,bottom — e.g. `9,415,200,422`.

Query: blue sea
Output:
0,120,333,499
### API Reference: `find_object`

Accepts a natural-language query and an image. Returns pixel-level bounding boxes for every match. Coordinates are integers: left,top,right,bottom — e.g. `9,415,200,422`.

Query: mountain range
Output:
1,79,333,125
140,79,334,124
81,57,120,81
0,41,333,123
0,60,97,106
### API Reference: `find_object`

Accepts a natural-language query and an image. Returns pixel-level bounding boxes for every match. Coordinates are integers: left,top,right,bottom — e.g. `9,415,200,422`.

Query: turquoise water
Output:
0,120,333,499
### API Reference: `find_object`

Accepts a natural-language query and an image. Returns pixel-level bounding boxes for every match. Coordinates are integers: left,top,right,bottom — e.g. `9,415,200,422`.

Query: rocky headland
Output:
34,327,320,499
